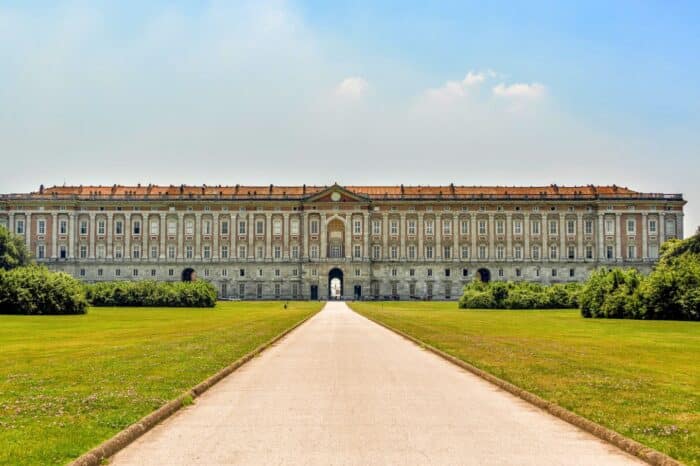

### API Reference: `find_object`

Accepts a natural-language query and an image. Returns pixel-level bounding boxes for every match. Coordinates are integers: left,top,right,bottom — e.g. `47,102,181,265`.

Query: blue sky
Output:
1,1,698,234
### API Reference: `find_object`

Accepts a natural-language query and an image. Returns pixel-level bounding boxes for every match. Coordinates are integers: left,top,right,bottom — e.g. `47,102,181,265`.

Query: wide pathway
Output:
111,301,640,465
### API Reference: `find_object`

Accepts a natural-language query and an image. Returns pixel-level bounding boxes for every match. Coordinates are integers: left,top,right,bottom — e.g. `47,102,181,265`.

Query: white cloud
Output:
335,77,368,98
425,70,494,101
492,82,545,99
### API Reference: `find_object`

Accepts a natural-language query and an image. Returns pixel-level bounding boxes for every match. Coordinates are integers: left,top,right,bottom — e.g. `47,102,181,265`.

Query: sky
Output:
1,0,698,236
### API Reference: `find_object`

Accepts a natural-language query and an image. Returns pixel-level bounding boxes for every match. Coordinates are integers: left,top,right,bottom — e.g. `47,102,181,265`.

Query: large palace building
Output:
0,184,686,300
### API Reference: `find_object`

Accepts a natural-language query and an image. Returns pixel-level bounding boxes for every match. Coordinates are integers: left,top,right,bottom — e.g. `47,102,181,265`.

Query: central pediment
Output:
303,183,370,204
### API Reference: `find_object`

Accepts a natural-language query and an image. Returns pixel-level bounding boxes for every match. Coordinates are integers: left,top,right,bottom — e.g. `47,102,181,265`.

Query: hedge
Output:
459,281,581,310
0,266,88,315
84,280,217,307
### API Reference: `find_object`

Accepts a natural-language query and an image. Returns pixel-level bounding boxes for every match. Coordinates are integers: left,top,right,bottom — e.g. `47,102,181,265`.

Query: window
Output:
567,220,575,235
425,220,434,236
133,269,139,277
256,246,263,258
239,283,246,298
114,245,122,259
585,245,593,259
221,245,229,259
132,245,141,259
150,219,159,235
151,269,157,277
372,220,381,235
606,245,614,259
238,245,247,258
256,284,263,299
665,218,676,235
37,244,45,259
133,220,141,235
478,245,487,259
649,219,657,234
549,220,558,235
256,220,264,235
427,269,433,277
354,244,361,258
461,246,469,259
514,245,522,260
568,246,575,260
97,220,104,236
310,245,319,258
408,245,416,259
478,220,486,235
80,268,85,277
274,283,281,298
531,220,540,235
168,245,176,259
390,220,398,236
80,245,87,259
549,245,558,260
532,245,540,260
496,245,504,260
98,269,103,277
627,219,636,234
310,219,319,235
273,219,282,236
59,245,67,259
115,220,123,235
496,220,504,235
445,268,451,277
462,268,469,277
79,220,88,235
513,220,522,235
585,220,593,235
221,221,229,235
291,245,299,259
151,245,158,259
569,268,575,277
498,269,504,277
274,245,281,259
16,220,25,234
391,268,398,277
353,219,362,235
627,245,636,259
409,269,415,277
443,246,451,259
115,268,121,277
38,219,46,235
372,245,381,259
97,244,105,259
442,219,451,235
460,220,470,235
238,220,247,235
291,218,300,235
605,219,614,235
649,244,659,259
167,220,177,236
425,245,434,260
185,219,194,235
186,245,193,259
408,220,416,236
239,268,246,277
552,268,557,277
275,269,281,277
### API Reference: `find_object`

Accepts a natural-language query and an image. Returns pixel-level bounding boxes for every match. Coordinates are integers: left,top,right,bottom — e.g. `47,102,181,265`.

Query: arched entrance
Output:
477,268,491,283
328,268,343,300
182,268,197,282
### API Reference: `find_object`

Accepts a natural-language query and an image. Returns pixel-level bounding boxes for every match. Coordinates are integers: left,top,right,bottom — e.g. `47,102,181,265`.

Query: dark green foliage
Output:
458,280,581,310
0,225,31,270
85,280,217,307
0,266,88,314
581,232,700,321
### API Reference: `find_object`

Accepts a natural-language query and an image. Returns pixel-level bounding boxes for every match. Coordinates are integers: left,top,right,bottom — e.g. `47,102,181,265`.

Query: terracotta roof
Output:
4,184,682,202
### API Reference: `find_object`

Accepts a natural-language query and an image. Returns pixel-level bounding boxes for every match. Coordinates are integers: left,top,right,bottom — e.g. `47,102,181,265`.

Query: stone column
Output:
25,212,32,251
452,213,459,262
435,213,442,260
248,213,255,260
382,213,388,260
417,212,424,260
542,215,547,263
8,212,15,236
470,213,477,262
303,212,309,260
598,213,605,260
283,213,290,260
363,212,369,260
89,213,96,260
659,212,666,245
231,213,237,260
51,212,58,259
176,213,183,260
213,212,219,260
68,212,76,259
320,212,327,259
195,213,202,260
125,213,132,260
559,213,566,261
106,213,114,260
642,212,648,261
524,213,530,260
576,213,583,260
265,212,272,260
142,214,149,262
160,213,167,260
677,213,684,239
488,214,495,262
401,213,407,260
506,213,512,261
615,213,622,262
344,214,352,259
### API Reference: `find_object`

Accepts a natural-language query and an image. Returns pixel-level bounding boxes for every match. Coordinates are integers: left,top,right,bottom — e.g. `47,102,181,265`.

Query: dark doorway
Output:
328,268,343,300
181,268,196,282
353,285,362,300
477,268,491,283
310,285,319,300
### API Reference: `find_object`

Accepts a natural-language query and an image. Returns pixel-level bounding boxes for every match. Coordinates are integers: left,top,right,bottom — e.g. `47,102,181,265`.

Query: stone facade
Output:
0,183,686,300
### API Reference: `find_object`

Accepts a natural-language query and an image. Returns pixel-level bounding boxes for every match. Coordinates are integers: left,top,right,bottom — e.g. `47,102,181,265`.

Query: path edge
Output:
349,306,683,466
69,305,323,466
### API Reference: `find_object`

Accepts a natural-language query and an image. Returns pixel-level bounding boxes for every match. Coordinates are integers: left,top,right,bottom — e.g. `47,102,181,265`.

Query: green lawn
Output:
350,302,700,465
0,301,323,466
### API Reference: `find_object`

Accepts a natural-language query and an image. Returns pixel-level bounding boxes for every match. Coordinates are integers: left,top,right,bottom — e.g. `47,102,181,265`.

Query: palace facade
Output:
0,184,686,300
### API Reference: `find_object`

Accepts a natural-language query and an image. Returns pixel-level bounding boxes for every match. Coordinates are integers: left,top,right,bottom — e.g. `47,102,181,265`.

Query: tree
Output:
0,225,31,271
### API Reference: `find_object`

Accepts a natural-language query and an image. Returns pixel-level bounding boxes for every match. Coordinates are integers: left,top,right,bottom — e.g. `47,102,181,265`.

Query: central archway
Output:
181,268,196,282
328,268,343,300
477,268,491,283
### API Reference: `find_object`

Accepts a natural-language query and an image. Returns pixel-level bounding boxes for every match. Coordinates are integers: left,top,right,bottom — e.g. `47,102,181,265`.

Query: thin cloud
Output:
492,82,546,98
335,77,368,99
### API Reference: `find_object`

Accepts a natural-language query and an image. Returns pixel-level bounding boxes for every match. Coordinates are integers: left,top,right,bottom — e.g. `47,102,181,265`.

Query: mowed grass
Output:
0,301,323,466
350,302,700,465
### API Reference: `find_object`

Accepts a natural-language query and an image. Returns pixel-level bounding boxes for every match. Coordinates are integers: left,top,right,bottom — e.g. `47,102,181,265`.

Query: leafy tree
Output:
0,225,30,270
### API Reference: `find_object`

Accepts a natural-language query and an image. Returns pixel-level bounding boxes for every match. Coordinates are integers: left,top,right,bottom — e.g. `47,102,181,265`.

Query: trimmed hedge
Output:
459,281,581,310
85,280,217,307
0,266,88,315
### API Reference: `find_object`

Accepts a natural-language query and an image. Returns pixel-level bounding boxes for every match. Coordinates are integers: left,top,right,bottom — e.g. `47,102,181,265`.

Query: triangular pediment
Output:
303,183,369,203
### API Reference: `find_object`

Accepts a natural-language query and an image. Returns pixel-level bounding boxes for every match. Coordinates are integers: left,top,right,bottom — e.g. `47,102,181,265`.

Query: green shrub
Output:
458,280,581,310
0,225,31,271
85,280,217,307
0,266,88,315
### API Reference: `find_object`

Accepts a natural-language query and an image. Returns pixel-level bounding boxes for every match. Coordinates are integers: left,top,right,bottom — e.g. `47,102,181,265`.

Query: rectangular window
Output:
239,283,246,297
168,245,176,259
150,245,158,259
550,246,558,259
585,220,593,235
478,245,487,259
496,245,504,260
606,245,614,259
291,245,299,259
549,220,558,235
353,219,362,235
408,220,416,236
372,245,381,259
256,246,263,258
425,245,434,259
58,220,67,235
461,246,469,259
203,220,211,235
38,219,46,235
311,245,319,258
133,220,141,235
59,245,67,259
274,245,281,259
37,244,45,259
186,245,193,259
239,220,247,235
442,219,451,235
16,220,25,235
425,220,434,236
310,220,319,235
627,219,636,234
80,220,88,235
628,245,636,259
390,246,398,259
666,219,676,235
291,218,300,235
221,245,229,258
514,245,522,260
531,220,540,235
460,220,470,235
649,219,657,234
532,246,540,260
605,219,614,235
649,244,659,259
114,245,122,259
567,220,575,235
273,219,282,236
372,220,381,235
133,245,141,259
354,244,361,258
221,221,229,235
150,220,159,235
167,220,177,236
586,245,593,259
443,246,451,259
115,220,123,235
408,245,416,259
496,220,504,235
185,220,194,235
390,220,398,236
478,220,486,235
239,245,247,258
513,220,522,235
568,246,575,260
80,245,87,259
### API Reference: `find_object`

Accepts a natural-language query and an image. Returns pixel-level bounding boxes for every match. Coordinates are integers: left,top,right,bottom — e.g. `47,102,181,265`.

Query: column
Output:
194,213,202,260
598,213,605,260
344,214,352,259
8,212,15,236
68,212,75,259
642,212,648,261
363,212,369,260
51,212,58,259
125,213,132,260
542,215,547,262
401,213,408,260
615,213,622,261
452,213,458,262
677,213,684,239
576,212,583,260
659,212,666,245
283,213,290,259
248,213,254,259
382,213,388,259
212,212,220,260
142,214,149,262
175,213,183,260
559,213,566,261
320,212,327,259
488,214,494,262
524,213,530,260
417,213,424,260
435,213,442,260
25,212,32,251
303,212,309,260
106,212,113,260
160,213,167,260
231,213,237,261
89,213,96,260
470,213,477,262
505,213,512,261
265,212,272,260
